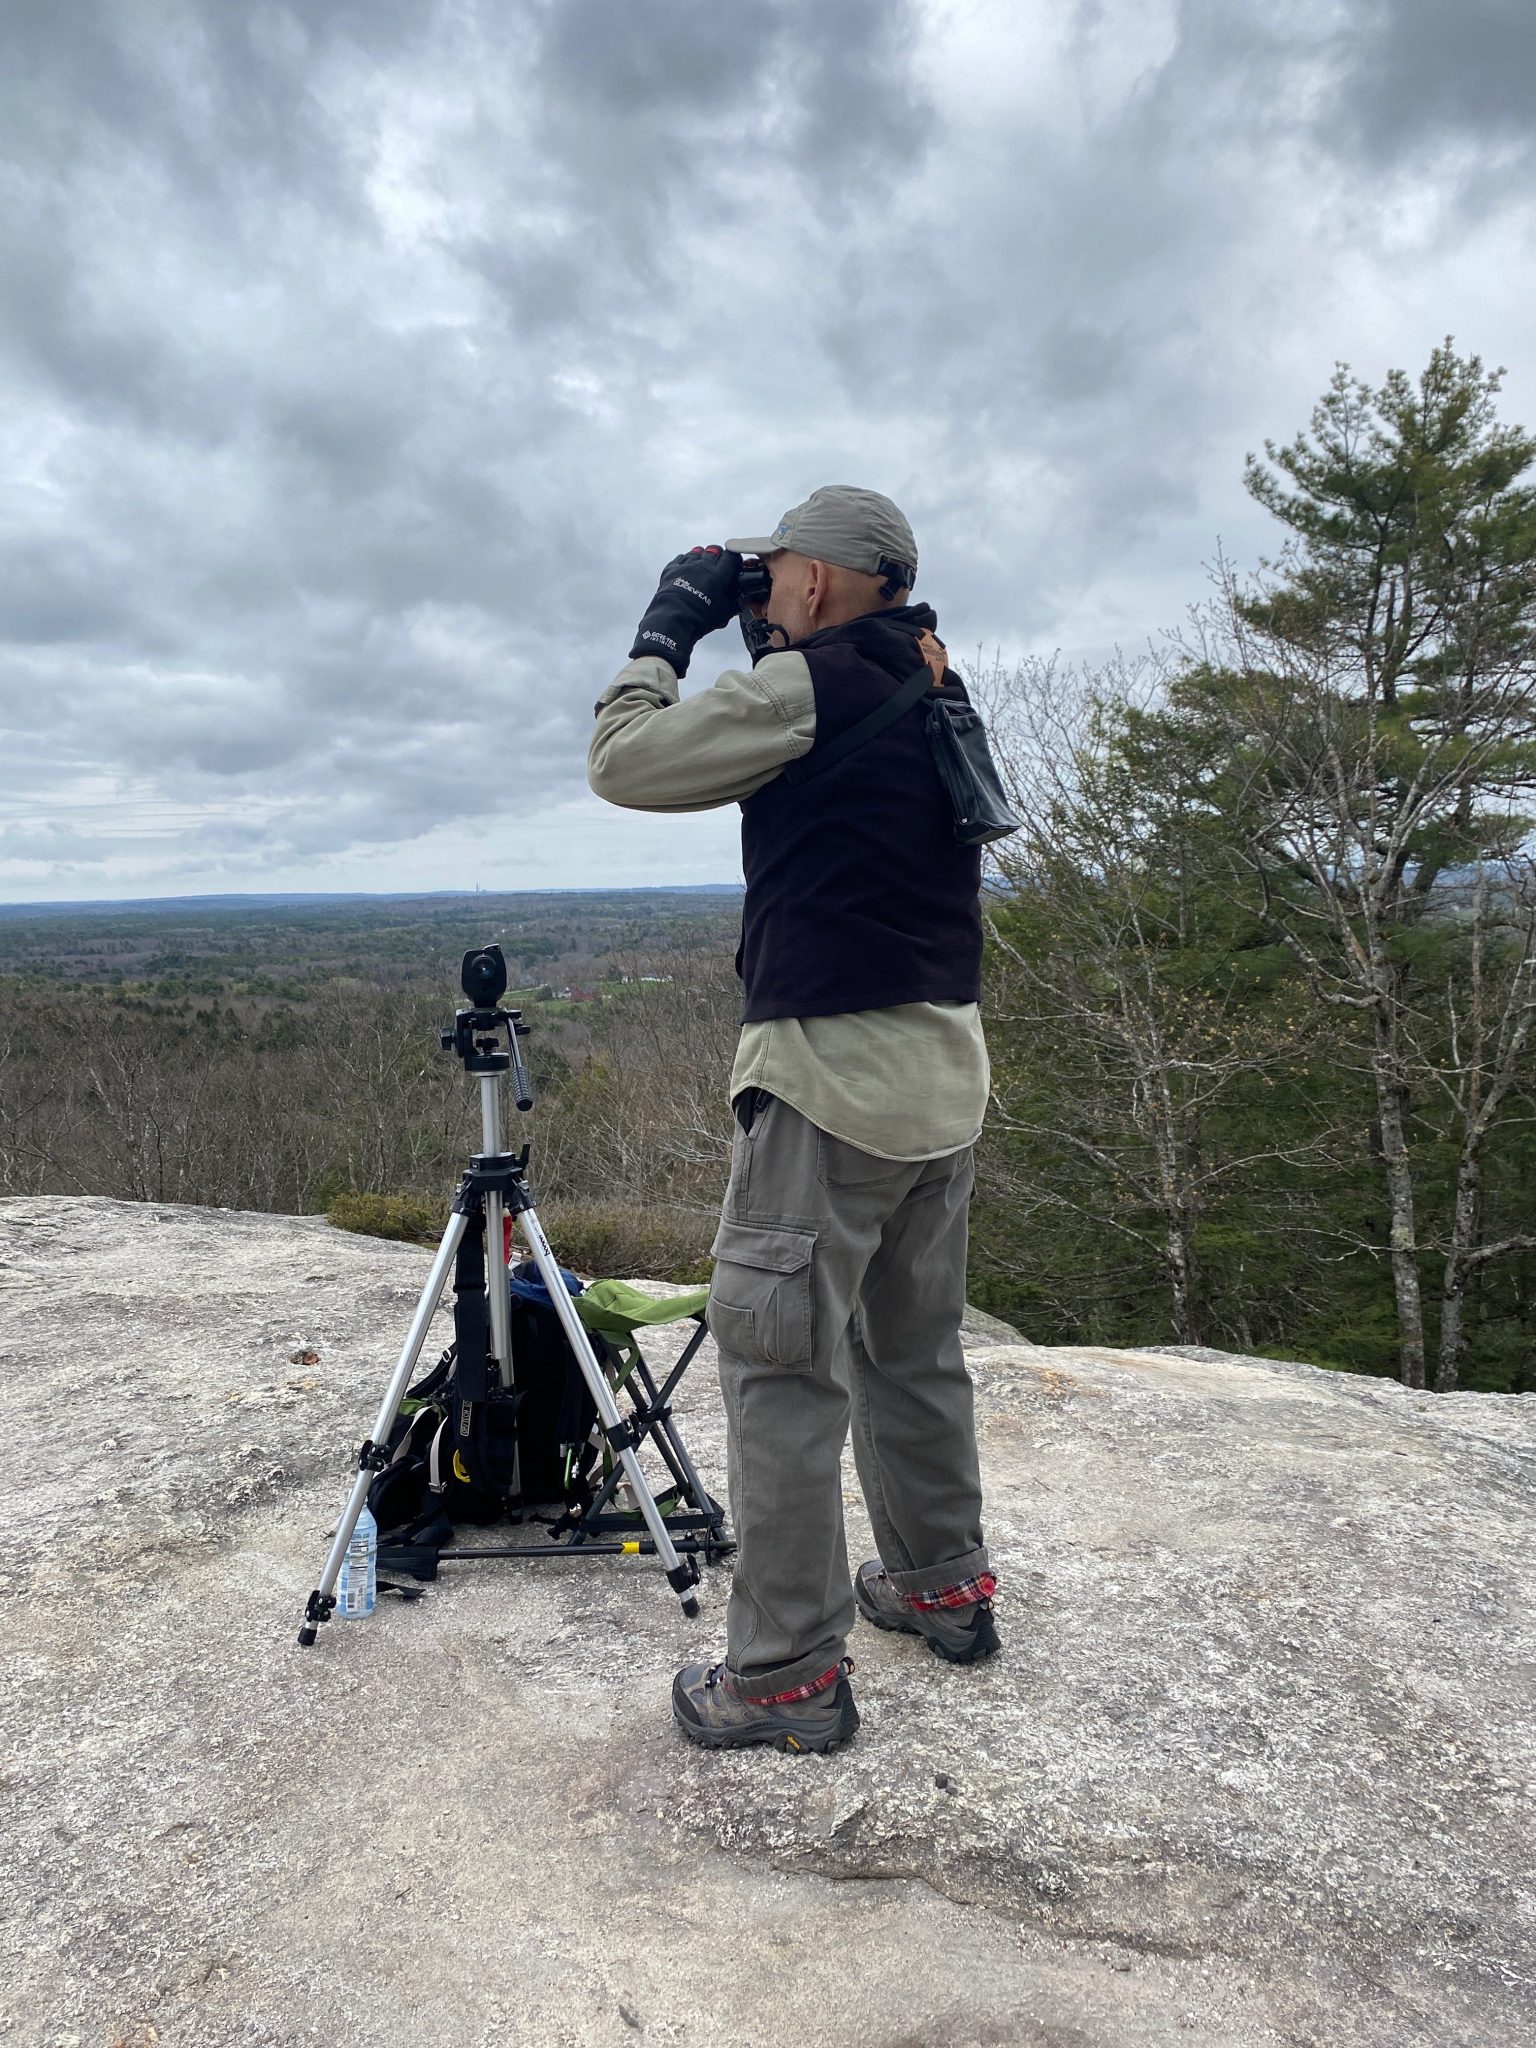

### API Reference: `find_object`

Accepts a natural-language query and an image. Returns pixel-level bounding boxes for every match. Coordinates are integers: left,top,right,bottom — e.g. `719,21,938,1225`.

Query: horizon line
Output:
0,884,746,914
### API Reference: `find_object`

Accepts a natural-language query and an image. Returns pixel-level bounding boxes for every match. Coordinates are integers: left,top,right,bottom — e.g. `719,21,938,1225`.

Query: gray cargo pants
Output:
707,1093,990,1695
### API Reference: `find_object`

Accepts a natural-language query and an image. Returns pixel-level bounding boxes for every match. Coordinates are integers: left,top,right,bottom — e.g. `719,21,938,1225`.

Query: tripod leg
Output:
512,1203,701,1618
298,1209,471,1646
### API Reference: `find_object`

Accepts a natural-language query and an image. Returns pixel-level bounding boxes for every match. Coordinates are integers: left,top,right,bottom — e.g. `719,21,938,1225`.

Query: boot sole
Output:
673,1713,859,1754
672,1683,860,1754
855,1583,1001,1665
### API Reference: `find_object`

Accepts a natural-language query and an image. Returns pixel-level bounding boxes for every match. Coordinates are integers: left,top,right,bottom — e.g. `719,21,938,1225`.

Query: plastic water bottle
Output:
336,1504,377,1619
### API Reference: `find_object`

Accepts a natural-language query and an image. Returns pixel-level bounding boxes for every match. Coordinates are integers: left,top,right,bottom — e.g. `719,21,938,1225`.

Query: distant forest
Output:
2,346,1533,1392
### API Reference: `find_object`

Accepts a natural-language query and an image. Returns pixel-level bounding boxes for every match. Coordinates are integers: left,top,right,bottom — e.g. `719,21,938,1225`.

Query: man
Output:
588,485,997,1754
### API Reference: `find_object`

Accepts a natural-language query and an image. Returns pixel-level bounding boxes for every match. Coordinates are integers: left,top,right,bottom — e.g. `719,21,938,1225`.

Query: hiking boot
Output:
854,1561,1001,1664
671,1658,859,1753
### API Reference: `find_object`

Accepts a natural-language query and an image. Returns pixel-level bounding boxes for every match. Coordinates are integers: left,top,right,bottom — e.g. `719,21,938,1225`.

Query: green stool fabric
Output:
574,1279,709,1339
568,1280,711,1494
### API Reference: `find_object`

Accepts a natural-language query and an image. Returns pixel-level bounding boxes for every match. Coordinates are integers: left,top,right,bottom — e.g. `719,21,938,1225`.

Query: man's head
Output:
727,486,917,648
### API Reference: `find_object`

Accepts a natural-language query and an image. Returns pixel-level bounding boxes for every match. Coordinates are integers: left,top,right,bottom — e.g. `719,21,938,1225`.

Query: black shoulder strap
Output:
781,662,935,785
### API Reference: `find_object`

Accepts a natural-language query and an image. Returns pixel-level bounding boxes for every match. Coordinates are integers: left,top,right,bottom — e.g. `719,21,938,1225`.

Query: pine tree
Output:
1175,343,1536,1386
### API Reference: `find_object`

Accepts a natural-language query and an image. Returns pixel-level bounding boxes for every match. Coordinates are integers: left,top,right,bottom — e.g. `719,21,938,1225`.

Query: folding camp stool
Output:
552,1280,733,1565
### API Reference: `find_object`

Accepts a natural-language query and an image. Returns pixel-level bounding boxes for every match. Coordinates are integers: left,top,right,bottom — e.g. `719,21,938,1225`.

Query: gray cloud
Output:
0,0,1533,896
1328,0,1536,169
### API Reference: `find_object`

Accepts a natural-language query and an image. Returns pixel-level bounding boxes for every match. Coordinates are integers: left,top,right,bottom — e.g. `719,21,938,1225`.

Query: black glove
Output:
629,545,742,676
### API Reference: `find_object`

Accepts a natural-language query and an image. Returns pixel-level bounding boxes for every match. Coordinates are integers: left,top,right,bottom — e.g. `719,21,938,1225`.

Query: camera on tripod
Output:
459,941,508,1008
441,946,533,1107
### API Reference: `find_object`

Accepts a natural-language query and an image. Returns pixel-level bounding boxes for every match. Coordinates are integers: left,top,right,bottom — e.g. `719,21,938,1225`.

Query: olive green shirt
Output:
588,651,989,1160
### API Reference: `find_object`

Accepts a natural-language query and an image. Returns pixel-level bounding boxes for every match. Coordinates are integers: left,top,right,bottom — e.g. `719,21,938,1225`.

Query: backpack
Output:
367,1233,597,1562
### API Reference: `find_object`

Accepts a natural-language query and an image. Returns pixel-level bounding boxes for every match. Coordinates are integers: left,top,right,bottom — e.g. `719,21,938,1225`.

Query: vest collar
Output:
769,601,940,675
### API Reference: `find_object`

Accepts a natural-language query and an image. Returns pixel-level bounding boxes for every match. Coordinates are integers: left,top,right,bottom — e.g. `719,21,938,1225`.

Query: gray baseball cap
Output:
726,484,917,583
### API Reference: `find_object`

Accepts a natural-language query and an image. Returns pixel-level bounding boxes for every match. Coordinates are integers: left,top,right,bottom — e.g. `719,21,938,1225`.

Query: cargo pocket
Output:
707,1219,815,1370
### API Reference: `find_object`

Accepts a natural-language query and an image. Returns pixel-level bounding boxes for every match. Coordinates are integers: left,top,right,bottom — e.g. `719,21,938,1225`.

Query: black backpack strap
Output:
781,661,935,785
452,1215,489,1402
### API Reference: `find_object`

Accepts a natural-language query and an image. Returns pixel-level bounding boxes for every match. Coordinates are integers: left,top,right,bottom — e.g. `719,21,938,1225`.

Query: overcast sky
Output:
2,0,1533,903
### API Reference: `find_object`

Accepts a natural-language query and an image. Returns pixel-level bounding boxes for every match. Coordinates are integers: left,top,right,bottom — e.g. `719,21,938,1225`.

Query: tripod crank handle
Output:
508,1027,534,1112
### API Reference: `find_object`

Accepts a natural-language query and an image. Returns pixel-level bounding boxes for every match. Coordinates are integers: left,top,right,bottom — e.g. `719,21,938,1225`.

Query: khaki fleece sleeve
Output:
586,649,816,812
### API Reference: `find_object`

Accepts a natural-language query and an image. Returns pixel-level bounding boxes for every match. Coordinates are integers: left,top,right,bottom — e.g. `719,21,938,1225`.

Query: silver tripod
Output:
298,946,701,1645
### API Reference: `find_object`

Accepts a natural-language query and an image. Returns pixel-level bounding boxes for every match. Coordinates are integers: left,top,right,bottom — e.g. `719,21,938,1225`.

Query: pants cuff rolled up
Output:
726,1641,849,1699
882,1546,992,1601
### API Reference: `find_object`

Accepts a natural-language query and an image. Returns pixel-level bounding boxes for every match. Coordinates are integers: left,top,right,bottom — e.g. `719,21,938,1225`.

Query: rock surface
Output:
1,1196,1532,2048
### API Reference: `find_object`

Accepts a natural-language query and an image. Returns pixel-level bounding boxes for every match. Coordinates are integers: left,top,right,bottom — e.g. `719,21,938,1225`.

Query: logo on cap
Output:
773,520,790,541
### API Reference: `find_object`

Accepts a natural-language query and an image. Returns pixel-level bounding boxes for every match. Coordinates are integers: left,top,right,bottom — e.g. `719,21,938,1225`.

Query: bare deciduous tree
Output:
981,652,1339,1346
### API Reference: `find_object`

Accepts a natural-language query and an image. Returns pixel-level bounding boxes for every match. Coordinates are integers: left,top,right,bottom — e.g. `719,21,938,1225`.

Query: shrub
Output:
327,1190,446,1244
326,1189,714,1284
537,1200,715,1284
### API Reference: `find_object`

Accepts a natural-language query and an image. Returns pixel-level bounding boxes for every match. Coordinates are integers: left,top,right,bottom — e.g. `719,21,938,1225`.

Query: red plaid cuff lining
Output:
734,1657,853,1705
907,1572,997,1612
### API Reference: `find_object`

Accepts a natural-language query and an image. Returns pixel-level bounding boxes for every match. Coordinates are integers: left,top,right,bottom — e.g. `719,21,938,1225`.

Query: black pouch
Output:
781,658,1022,849
926,697,1022,847
452,1382,524,1493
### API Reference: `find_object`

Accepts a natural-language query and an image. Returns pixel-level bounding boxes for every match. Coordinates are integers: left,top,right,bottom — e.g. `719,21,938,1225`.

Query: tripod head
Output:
441,945,533,1110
